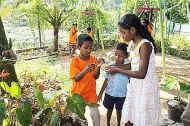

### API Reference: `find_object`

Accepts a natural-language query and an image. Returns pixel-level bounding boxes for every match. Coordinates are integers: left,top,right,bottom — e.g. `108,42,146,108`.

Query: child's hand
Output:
84,64,96,72
97,58,105,67
105,66,121,73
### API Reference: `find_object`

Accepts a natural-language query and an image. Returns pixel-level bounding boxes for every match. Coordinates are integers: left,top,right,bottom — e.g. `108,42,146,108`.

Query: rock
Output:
160,118,175,126
62,107,88,126
181,102,190,126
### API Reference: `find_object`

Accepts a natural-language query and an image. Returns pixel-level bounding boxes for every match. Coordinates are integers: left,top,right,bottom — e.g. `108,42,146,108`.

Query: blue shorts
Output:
103,93,126,110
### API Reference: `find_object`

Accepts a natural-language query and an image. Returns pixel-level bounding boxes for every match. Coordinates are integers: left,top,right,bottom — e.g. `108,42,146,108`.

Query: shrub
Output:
155,34,190,60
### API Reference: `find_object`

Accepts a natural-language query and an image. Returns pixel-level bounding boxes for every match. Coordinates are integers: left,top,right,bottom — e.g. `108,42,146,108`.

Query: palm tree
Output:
39,0,77,51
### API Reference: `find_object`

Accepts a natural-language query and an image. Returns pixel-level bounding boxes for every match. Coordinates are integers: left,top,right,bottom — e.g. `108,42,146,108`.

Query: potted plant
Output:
181,102,190,126
161,76,187,122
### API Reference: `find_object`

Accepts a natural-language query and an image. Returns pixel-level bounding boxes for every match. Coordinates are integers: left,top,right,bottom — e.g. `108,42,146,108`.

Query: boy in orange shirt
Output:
70,34,104,126
87,27,94,38
69,23,78,57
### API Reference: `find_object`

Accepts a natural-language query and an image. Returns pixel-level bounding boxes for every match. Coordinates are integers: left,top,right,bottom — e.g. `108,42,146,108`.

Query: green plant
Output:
0,82,21,99
16,100,32,126
33,86,48,108
161,76,190,97
0,100,6,125
0,74,33,126
180,82,190,94
155,34,190,60
66,94,86,119
49,110,60,126
34,107,62,126
161,76,179,90
165,0,189,24
0,81,33,126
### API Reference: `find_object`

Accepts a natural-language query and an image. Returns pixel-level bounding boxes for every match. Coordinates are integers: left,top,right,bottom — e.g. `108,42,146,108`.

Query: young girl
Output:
98,43,130,126
107,14,160,126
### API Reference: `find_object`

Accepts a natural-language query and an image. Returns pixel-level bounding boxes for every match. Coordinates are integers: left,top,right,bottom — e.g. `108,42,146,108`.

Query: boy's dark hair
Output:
77,34,93,47
116,43,128,56
87,27,91,31
73,23,77,26
118,14,156,53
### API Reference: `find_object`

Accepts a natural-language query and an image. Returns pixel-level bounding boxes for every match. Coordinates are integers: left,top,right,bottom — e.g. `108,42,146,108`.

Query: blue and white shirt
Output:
105,60,129,97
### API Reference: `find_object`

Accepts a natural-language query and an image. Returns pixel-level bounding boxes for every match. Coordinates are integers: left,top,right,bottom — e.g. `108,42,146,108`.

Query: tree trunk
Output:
96,12,104,50
0,17,18,85
187,2,190,17
53,25,59,52
96,29,100,49
37,13,42,48
179,23,182,34
0,17,8,51
133,0,138,14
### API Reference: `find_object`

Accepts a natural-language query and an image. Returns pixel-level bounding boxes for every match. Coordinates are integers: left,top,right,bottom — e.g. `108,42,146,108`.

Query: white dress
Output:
122,39,160,126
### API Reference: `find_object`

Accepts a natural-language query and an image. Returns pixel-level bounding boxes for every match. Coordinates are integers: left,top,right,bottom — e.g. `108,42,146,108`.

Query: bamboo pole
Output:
158,0,166,76
133,0,138,14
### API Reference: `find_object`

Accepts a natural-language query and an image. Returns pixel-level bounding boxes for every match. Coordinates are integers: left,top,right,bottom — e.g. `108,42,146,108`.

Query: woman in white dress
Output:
107,14,160,126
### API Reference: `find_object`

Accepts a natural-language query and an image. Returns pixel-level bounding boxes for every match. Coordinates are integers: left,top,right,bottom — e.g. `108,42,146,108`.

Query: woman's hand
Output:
106,66,122,74
97,58,105,67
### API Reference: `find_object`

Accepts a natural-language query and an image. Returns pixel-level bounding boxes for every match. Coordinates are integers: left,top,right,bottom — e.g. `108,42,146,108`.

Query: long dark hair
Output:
118,14,157,52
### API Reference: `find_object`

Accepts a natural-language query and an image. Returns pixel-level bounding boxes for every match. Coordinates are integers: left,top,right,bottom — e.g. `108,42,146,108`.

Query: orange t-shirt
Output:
69,27,78,44
70,55,98,104
87,31,94,38
147,23,153,33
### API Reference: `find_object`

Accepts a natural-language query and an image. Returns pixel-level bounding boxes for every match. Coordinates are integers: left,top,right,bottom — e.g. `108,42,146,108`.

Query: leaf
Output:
0,82,21,99
0,100,6,125
161,76,178,90
33,87,47,108
0,7,13,17
16,100,32,126
180,82,190,95
9,82,21,99
35,108,52,119
49,97,56,107
0,82,10,93
66,94,86,119
2,117,10,126
50,111,60,126
180,82,190,91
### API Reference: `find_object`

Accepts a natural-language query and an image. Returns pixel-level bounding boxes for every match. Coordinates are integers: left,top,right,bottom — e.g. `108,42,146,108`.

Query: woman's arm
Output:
113,63,131,70
108,43,152,79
